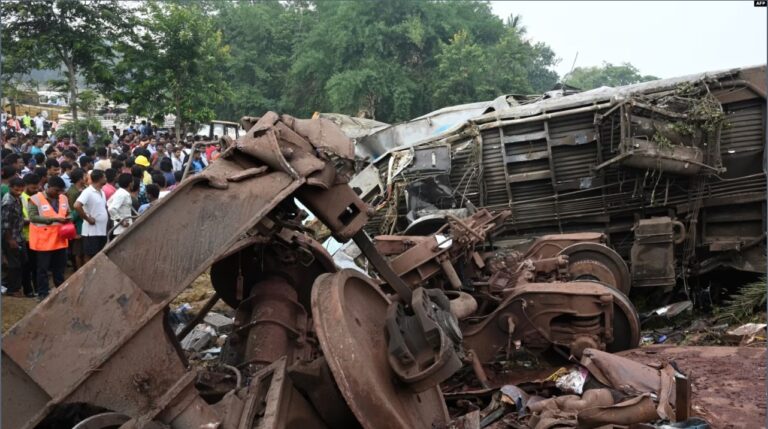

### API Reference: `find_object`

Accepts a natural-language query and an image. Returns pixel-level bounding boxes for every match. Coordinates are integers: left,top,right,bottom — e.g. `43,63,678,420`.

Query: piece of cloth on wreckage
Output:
526,348,678,429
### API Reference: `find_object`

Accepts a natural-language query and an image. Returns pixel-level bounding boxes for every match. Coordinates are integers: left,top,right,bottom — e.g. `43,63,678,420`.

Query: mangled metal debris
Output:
349,65,766,295
3,66,765,429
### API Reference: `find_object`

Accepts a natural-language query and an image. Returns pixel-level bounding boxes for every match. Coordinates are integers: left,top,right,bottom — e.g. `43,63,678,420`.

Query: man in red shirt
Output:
102,168,117,201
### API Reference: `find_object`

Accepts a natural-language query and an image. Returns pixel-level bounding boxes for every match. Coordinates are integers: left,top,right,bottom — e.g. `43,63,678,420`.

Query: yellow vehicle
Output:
3,90,69,121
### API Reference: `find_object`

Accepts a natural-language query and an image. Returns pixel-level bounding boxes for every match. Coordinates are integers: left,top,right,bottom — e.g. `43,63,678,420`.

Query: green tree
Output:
431,18,559,108
114,2,231,140
3,0,135,141
55,118,109,146
211,1,313,120
566,62,659,90
77,89,99,118
1,26,42,116
432,30,495,106
283,2,558,122
492,15,558,94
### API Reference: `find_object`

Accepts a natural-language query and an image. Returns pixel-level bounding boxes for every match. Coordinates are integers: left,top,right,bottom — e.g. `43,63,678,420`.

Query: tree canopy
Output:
276,1,559,122
113,2,231,140
5,1,662,128
565,62,659,90
3,0,135,140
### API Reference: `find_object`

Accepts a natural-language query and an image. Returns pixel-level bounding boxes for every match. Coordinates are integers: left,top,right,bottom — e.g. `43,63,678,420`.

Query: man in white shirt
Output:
108,173,135,236
93,147,111,171
74,169,109,262
33,113,45,135
171,146,184,172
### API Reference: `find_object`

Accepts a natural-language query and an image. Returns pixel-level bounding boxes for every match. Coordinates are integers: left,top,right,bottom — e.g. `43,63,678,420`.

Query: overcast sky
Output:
490,1,767,79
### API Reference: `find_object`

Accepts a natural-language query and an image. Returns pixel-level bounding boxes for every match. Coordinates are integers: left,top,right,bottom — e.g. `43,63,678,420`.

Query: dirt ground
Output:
2,296,38,332
171,272,232,315
619,345,766,429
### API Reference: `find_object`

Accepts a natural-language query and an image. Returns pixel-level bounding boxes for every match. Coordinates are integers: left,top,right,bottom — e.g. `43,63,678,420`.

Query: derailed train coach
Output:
344,65,766,300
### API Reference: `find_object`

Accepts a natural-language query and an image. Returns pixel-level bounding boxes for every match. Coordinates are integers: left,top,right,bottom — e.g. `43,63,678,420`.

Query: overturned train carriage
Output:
359,65,767,294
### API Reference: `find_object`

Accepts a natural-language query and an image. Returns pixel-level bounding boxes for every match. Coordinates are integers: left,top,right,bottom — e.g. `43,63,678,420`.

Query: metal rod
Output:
467,349,490,389
181,141,219,181
182,142,203,181
352,230,413,303
446,214,484,241
176,293,221,341
439,257,462,290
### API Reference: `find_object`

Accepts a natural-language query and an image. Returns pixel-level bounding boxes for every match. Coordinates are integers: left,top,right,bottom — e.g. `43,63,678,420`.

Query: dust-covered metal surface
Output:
3,155,307,428
356,65,767,292
4,112,516,429
364,209,640,364
312,269,451,428
4,113,437,429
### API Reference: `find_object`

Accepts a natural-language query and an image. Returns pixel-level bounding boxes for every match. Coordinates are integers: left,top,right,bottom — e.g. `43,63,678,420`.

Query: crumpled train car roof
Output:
361,64,765,161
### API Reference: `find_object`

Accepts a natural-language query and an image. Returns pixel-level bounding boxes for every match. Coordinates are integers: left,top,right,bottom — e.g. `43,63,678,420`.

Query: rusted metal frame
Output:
176,293,221,341
6,170,308,428
132,371,199,426
543,120,563,233
11,306,179,429
593,112,610,230
112,175,306,291
476,131,486,207
498,126,515,211
445,214,485,241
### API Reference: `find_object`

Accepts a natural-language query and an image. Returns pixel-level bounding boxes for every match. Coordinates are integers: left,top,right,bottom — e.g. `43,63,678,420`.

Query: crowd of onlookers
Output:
1,112,222,301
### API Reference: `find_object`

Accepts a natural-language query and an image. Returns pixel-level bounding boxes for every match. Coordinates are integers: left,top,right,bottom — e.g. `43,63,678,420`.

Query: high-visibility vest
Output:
28,192,69,251
21,192,31,240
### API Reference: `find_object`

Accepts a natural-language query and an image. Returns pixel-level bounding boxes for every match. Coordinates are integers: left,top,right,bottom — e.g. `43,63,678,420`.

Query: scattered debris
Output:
554,367,588,395
180,324,215,352
642,301,694,322
724,323,767,345
203,311,234,334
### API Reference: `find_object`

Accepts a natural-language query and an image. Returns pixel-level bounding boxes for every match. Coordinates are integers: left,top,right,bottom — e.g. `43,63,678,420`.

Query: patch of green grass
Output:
715,276,767,323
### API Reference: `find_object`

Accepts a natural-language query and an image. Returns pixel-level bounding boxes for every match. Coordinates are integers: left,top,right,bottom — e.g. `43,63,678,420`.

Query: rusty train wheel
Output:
601,282,641,352
558,242,631,295
312,269,450,429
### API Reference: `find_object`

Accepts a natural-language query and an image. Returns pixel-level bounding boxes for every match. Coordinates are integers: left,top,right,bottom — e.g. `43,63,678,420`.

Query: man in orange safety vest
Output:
28,175,71,300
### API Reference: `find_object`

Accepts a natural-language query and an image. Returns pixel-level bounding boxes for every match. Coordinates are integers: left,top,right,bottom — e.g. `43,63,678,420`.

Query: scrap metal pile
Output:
3,111,717,429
